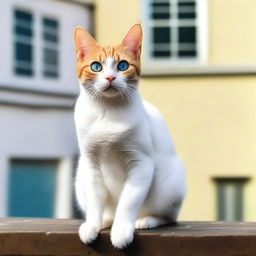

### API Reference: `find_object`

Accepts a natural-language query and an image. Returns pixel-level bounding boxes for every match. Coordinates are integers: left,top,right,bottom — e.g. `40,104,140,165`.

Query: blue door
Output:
8,159,57,218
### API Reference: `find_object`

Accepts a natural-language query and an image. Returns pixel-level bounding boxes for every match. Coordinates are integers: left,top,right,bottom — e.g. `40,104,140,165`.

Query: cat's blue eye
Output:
117,60,129,71
91,62,102,72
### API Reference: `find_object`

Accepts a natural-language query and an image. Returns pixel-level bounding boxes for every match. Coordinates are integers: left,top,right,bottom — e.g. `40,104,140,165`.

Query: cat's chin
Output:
102,87,120,98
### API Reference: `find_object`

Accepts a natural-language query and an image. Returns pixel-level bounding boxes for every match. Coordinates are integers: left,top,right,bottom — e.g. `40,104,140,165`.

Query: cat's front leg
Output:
111,156,154,249
78,156,107,244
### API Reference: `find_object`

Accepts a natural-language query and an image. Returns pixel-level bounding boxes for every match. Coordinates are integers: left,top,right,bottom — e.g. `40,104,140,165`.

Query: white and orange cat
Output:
74,24,186,249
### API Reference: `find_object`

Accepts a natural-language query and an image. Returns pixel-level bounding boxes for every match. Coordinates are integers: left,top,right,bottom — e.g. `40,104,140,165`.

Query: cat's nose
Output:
105,76,116,83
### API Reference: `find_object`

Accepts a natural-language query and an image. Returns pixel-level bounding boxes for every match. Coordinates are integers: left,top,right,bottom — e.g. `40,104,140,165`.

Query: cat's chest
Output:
100,153,127,198
80,116,133,162
85,119,135,198
85,117,133,146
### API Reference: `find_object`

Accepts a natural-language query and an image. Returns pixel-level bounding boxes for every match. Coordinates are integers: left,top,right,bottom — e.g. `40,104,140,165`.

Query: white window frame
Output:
142,0,208,71
55,158,73,218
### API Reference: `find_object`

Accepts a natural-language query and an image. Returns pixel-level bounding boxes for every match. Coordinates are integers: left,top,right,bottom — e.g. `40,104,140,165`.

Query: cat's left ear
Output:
74,26,98,61
122,24,142,58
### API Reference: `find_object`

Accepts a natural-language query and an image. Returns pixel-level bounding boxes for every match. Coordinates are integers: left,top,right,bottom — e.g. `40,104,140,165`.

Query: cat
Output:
74,24,186,249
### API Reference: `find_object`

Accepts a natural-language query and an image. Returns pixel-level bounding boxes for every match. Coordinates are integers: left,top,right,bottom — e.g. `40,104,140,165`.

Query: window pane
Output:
15,26,33,37
15,43,32,61
178,2,196,7
43,48,58,78
15,10,32,22
152,50,171,57
151,2,170,19
43,18,58,28
44,48,58,65
15,68,33,76
178,50,196,57
218,183,243,221
178,2,196,19
8,159,57,218
43,32,58,43
152,2,170,7
179,12,196,19
153,27,171,43
178,26,196,43
152,12,170,19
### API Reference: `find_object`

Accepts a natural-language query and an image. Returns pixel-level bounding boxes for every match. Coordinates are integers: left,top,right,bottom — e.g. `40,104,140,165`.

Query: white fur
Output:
74,58,186,249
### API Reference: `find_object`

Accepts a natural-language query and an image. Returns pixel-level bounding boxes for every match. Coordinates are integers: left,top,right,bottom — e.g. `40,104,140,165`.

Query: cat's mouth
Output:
105,84,117,91
103,83,119,93
102,84,119,97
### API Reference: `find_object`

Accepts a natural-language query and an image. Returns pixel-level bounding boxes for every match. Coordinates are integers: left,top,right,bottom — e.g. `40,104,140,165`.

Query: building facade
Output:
0,0,93,218
2,0,256,222
94,0,256,221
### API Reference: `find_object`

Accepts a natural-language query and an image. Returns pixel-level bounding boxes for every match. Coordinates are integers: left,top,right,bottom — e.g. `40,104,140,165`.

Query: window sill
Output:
0,85,76,109
1,218,256,256
141,65,256,77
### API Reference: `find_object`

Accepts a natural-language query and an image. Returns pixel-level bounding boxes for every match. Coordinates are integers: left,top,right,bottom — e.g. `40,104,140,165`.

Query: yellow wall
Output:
141,76,256,220
209,0,256,65
94,0,256,221
95,0,140,45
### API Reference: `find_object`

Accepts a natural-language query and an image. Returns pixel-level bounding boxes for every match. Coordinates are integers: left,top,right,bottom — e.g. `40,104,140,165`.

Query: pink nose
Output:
106,76,116,82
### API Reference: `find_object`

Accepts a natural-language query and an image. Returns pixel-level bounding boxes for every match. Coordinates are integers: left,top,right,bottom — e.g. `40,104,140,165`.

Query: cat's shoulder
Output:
142,100,164,120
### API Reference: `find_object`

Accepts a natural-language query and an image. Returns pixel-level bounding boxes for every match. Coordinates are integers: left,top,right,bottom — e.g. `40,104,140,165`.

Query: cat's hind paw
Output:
79,222,100,244
111,222,134,249
135,216,168,229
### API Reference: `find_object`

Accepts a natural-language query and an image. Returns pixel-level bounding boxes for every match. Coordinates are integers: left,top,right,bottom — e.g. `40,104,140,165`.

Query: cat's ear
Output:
122,24,142,58
74,26,98,61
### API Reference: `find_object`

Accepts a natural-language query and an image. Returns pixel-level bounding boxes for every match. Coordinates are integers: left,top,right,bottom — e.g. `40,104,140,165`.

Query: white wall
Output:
0,0,92,94
0,0,91,218
0,105,79,217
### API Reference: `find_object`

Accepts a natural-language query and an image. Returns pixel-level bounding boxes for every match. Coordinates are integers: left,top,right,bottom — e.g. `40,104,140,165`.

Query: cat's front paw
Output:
79,222,100,244
111,222,134,249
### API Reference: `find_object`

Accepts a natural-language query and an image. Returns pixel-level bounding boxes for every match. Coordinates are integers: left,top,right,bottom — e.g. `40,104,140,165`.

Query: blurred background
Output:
0,0,256,222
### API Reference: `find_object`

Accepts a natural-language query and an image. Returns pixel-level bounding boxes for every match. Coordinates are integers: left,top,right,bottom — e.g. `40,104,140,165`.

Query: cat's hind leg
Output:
135,216,169,229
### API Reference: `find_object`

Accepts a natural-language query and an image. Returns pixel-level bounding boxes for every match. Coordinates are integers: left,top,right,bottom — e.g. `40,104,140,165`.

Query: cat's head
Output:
74,24,142,101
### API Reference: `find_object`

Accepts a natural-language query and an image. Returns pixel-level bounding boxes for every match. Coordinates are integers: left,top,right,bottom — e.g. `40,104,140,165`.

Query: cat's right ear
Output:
74,27,98,61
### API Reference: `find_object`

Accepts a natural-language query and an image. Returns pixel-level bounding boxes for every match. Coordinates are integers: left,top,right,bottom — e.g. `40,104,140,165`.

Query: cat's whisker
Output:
124,86,136,99
88,87,101,102
119,88,129,100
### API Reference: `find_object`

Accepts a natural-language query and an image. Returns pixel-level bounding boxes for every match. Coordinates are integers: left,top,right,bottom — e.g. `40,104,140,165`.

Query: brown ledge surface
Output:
1,218,256,256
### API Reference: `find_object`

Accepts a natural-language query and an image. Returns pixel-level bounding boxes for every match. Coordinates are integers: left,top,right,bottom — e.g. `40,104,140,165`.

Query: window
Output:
13,10,60,79
214,178,249,221
8,159,58,218
144,0,207,64
14,10,34,76
42,18,59,78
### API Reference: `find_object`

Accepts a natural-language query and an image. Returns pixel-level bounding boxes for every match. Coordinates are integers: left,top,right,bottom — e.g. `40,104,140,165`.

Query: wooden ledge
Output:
1,218,256,256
